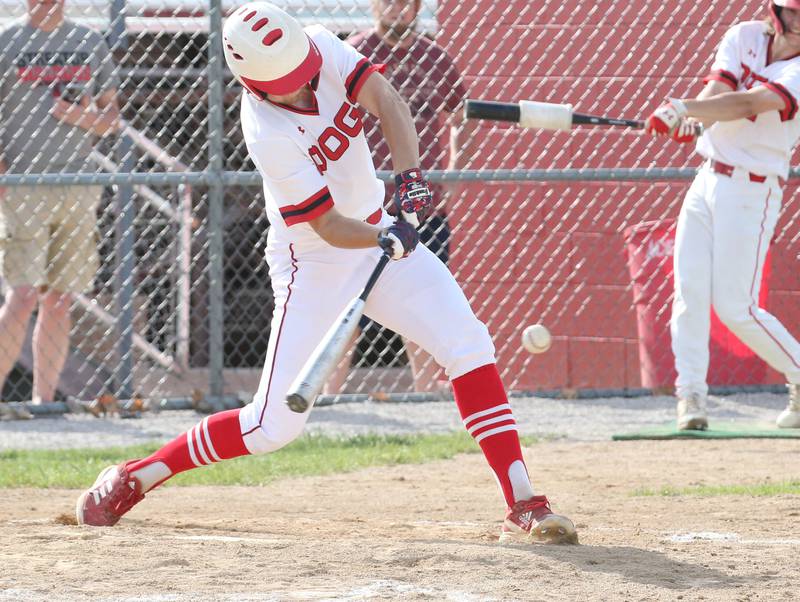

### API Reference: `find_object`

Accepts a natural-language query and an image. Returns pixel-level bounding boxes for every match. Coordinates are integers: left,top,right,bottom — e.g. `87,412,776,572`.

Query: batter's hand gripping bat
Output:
285,252,391,413
464,99,704,135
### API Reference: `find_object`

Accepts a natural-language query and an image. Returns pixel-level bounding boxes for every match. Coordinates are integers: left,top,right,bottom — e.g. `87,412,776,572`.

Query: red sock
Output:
452,364,530,507
128,408,249,487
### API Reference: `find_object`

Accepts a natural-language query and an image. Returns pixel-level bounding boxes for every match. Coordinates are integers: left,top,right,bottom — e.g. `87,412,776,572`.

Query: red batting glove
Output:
646,99,688,137
670,119,700,144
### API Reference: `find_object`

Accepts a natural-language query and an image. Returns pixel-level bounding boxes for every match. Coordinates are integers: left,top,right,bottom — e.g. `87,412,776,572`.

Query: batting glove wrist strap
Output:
667,98,688,117
378,221,419,260
394,168,433,228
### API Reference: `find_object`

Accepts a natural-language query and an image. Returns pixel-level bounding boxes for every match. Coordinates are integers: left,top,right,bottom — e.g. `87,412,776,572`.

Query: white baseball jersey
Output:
233,23,496,455
240,25,385,248
697,21,800,178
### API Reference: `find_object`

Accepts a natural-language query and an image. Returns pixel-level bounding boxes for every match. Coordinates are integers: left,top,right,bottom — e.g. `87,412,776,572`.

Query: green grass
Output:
633,480,800,498
0,432,538,489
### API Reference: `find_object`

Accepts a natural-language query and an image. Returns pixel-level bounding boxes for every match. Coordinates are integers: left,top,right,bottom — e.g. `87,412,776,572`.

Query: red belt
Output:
365,208,382,224
709,159,783,186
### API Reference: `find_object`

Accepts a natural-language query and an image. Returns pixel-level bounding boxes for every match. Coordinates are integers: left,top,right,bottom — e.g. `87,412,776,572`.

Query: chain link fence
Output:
0,1,796,414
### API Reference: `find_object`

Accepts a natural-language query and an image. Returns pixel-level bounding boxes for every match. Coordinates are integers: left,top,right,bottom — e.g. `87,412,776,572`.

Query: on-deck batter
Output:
74,2,577,545
646,1,800,430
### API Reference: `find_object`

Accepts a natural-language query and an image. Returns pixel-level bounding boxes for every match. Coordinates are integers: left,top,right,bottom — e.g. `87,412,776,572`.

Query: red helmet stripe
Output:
262,29,283,46
252,17,269,31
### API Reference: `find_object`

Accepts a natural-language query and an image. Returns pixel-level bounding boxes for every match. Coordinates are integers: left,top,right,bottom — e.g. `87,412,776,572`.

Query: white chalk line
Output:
665,531,800,546
171,534,290,545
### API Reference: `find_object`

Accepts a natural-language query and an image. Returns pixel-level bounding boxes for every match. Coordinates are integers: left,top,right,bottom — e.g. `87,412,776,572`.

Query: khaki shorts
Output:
0,185,102,293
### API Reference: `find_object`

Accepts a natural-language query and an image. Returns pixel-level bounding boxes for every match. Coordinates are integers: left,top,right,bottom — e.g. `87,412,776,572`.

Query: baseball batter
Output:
75,2,577,545
646,0,800,430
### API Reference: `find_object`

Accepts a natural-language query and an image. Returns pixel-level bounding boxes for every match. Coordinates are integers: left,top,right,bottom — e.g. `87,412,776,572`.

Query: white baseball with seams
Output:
522,324,551,354
672,20,800,400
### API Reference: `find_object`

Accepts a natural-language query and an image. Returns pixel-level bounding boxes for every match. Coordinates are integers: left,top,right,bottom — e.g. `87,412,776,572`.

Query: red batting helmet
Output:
770,0,800,35
223,2,322,98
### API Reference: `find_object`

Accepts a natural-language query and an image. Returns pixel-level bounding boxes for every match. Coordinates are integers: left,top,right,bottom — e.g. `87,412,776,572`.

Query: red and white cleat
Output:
76,461,144,526
500,495,578,544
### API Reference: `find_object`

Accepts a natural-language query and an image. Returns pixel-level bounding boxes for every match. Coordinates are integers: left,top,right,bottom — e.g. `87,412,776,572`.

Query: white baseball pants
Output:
239,218,495,454
671,166,800,399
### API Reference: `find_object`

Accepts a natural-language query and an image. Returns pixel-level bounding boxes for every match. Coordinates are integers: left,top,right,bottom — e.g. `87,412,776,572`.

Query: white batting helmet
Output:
770,0,800,35
223,2,322,98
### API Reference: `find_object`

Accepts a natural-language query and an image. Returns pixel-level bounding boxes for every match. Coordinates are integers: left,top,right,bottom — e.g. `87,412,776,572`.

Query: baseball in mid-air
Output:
522,324,552,354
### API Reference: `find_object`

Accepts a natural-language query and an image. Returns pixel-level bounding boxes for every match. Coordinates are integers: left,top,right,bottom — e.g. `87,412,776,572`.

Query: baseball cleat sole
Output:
678,417,708,431
530,515,579,545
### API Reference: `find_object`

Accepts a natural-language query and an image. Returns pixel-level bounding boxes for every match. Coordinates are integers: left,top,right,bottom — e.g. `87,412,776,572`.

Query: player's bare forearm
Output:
50,89,121,136
447,114,479,193
448,113,479,170
86,105,121,136
682,86,784,123
355,73,420,173
309,207,383,249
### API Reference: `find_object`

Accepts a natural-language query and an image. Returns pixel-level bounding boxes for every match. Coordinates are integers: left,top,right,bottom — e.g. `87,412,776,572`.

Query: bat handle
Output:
360,252,391,301
464,99,521,123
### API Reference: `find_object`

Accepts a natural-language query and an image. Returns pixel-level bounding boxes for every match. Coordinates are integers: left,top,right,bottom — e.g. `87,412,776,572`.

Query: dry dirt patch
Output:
1,439,798,601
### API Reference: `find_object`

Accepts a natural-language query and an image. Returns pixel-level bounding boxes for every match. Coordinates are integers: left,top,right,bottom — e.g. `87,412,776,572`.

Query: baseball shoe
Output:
776,384,800,429
500,495,578,545
677,393,708,431
0,402,33,421
76,461,144,526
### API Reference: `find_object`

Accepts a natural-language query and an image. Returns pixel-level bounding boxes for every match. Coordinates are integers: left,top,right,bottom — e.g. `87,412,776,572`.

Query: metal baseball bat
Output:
285,252,392,413
464,99,703,135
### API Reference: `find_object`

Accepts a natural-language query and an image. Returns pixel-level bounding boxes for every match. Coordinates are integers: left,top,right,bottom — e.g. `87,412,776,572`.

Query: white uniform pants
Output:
671,166,800,399
238,229,495,454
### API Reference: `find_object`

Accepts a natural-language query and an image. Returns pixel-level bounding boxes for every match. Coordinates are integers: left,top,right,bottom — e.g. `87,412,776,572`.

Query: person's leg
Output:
0,286,38,393
76,244,374,525
671,172,713,429
0,186,49,397
32,288,71,403
403,214,449,393
365,244,575,543
403,337,446,393
40,185,101,403
708,178,800,425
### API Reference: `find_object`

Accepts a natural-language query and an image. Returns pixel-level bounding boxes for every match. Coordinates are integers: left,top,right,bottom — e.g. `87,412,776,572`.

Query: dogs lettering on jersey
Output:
308,101,364,175
740,63,768,90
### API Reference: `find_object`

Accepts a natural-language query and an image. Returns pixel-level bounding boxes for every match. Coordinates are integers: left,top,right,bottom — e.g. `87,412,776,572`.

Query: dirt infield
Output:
2,439,798,601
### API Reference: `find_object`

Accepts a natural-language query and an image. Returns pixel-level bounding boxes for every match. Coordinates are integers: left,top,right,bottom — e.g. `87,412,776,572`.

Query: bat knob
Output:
286,393,310,414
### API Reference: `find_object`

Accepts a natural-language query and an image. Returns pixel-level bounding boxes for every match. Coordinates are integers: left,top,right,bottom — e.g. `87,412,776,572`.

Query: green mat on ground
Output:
612,421,800,440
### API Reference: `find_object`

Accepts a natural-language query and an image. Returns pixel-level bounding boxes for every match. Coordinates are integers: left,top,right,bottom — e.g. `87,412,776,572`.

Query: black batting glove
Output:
377,220,419,260
394,168,433,228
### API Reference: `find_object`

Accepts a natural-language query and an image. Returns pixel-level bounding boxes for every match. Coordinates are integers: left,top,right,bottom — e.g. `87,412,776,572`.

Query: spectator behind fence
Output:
0,0,120,406
324,0,477,394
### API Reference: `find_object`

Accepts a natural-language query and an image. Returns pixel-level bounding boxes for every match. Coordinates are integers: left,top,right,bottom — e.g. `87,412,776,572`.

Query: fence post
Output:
207,0,225,399
109,0,134,399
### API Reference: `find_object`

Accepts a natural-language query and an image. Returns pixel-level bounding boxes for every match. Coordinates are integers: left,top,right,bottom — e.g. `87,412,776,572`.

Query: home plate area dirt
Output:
1,439,798,601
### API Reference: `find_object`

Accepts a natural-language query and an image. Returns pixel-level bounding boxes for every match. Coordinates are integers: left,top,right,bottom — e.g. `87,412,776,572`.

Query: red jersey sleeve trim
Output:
764,81,798,121
703,69,738,90
279,187,334,226
345,58,387,103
